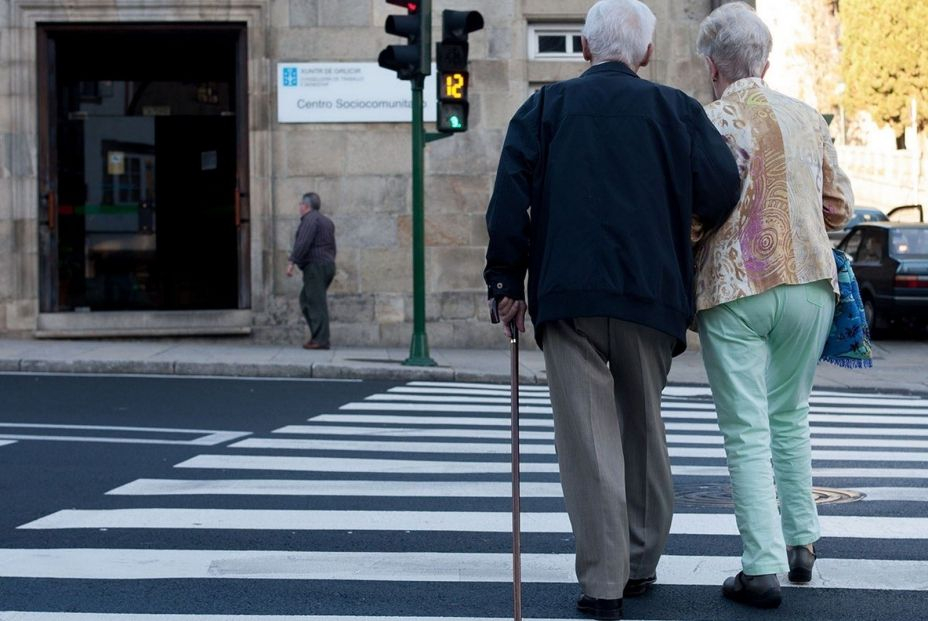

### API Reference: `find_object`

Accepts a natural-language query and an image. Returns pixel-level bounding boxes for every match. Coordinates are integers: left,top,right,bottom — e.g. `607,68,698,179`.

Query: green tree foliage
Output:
840,0,928,137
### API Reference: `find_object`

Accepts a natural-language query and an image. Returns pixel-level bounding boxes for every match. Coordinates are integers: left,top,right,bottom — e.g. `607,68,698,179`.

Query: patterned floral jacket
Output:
693,78,854,311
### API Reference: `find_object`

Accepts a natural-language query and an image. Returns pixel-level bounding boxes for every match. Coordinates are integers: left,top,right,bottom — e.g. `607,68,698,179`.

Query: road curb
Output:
0,357,550,385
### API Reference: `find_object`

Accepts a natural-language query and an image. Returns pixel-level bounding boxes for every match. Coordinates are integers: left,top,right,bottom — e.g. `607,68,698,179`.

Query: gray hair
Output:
301,192,321,210
581,0,656,67
697,2,772,82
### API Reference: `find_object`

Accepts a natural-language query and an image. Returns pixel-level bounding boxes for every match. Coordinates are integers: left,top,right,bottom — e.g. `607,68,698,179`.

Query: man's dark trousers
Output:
299,261,335,345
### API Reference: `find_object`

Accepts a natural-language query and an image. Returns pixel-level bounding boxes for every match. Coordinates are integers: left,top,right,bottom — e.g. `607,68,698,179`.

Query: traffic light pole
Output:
404,76,438,367
394,0,476,367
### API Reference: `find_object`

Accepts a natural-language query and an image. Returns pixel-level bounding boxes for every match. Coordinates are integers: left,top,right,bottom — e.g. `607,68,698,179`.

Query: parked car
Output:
827,207,888,245
836,222,928,336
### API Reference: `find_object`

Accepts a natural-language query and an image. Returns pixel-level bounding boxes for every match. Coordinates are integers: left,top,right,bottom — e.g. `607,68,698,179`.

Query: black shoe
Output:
577,594,623,620
623,575,656,597
722,572,782,609
788,545,816,583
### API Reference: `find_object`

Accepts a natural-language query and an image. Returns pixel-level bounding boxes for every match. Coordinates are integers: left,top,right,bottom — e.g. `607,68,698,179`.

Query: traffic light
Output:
379,0,430,80
435,9,483,133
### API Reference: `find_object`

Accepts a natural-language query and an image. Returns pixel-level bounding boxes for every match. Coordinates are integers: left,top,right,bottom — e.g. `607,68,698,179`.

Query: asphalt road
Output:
0,373,926,621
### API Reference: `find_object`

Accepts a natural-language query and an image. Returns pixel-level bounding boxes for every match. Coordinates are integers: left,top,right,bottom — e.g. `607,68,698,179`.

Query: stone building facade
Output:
0,0,747,348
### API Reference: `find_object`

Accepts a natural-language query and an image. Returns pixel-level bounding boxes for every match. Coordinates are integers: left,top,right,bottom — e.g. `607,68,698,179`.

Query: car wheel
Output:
862,297,883,338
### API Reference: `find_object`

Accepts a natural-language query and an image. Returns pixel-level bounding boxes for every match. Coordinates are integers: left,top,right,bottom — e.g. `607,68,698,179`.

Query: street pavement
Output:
0,372,926,620
0,335,926,391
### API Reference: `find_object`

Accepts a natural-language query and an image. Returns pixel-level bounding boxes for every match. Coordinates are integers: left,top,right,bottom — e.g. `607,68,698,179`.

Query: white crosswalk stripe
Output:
6,381,928,621
0,616,645,621
19,509,928,539
0,548,925,592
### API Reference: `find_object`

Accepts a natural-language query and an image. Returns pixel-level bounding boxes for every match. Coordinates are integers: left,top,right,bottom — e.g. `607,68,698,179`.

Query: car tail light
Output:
894,275,928,288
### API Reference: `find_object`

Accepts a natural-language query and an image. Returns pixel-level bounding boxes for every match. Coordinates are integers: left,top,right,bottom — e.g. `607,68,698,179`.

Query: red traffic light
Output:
386,0,418,11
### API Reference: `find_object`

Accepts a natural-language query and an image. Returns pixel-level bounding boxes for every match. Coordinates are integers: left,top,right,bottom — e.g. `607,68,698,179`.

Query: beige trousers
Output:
543,317,675,599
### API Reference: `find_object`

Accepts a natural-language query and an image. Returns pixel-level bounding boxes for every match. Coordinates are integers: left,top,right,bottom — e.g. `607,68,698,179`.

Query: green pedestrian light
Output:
437,97,468,133
435,9,483,134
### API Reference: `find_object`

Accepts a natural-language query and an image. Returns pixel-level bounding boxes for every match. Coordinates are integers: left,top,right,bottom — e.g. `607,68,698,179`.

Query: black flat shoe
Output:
623,575,656,597
788,545,816,583
722,572,782,609
577,594,623,620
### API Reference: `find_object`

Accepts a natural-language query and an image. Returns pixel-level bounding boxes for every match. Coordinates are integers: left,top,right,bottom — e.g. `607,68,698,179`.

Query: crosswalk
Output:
4,380,928,619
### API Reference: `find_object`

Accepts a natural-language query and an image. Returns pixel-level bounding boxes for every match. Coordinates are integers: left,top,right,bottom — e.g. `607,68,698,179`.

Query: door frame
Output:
36,21,252,315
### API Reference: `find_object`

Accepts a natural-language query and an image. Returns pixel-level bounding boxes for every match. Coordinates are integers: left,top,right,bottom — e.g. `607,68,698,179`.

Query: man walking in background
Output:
287,192,336,350
484,1,740,618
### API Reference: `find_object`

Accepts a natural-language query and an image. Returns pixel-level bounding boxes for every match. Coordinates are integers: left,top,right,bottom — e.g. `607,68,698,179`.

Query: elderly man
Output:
484,1,740,618
286,192,336,350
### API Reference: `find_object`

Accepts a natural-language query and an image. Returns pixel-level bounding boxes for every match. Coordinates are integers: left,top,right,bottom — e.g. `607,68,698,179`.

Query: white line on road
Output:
403,382,923,403
238,426,928,450
175,454,561,474
0,432,250,447
0,423,250,446
384,389,928,409
294,416,557,428
175,454,928,478
0,372,361,383
230,438,555,455
340,402,555,414
0,422,242,435
106,478,568,497
19,510,928,539
105,479,926,503
229,438,928,463
856,487,928,502
342,401,928,417
268,425,557,441
369,394,552,405
661,410,928,426
0,614,618,621
0,549,923,591
406,381,549,391
305,413,928,432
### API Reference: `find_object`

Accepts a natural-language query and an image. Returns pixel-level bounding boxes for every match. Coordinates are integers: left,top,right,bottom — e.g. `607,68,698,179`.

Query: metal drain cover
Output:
675,483,865,508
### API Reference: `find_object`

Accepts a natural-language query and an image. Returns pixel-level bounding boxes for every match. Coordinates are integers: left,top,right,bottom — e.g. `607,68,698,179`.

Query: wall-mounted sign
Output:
277,62,437,124
107,151,125,176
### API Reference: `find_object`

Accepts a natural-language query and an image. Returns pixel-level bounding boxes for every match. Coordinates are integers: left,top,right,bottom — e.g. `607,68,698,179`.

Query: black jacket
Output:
484,62,740,353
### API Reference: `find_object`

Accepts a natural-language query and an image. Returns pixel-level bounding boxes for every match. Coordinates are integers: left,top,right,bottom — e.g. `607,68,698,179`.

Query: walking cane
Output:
489,298,522,621
509,316,522,621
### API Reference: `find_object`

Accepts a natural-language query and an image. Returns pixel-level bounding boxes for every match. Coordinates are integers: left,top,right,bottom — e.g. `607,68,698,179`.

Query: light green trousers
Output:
698,280,835,575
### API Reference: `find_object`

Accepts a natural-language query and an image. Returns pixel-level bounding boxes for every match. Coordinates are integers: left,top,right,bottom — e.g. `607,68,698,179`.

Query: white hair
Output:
697,2,772,82
581,0,656,67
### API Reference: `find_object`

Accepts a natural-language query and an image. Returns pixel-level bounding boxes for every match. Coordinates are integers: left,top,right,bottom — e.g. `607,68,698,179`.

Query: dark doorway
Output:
38,24,250,312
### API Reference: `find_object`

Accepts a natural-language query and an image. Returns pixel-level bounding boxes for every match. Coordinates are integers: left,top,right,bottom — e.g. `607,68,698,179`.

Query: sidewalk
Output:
0,337,925,393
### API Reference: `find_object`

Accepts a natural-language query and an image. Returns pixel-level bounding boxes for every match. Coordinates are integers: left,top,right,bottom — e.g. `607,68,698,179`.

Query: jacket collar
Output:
582,61,639,79
722,77,767,98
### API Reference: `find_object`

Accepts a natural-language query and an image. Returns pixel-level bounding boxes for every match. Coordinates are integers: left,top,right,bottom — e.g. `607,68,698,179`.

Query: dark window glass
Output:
538,35,567,54
841,230,863,259
891,228,928,257
572,35,582,52
47,26,240,312
857,230,885,263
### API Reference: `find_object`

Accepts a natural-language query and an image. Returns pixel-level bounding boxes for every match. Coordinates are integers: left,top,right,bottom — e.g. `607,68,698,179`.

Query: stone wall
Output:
836,145,928,213
0,0,743,348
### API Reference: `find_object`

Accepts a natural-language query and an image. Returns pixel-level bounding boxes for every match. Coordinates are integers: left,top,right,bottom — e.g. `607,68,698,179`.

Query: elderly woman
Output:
694,3,853,609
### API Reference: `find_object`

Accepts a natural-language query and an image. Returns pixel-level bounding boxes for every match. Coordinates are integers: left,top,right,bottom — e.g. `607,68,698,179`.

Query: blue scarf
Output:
820,249,873,368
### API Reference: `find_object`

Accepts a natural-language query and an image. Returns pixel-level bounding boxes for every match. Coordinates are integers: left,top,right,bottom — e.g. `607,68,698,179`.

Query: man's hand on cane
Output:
496,296,527,339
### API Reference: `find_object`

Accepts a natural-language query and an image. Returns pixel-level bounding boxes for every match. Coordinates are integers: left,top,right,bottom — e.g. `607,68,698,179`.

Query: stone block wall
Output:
0,0,744,347
836,145,928,213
